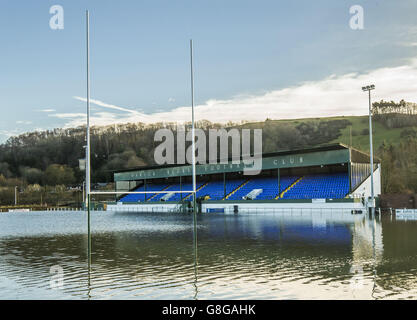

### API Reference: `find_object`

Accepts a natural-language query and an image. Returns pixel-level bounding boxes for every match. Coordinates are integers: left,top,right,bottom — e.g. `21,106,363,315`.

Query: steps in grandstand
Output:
147,184,172,201
196,179,245,200
277,176,303,199
224,179,250,200
150,184,179,202
183,182,209,200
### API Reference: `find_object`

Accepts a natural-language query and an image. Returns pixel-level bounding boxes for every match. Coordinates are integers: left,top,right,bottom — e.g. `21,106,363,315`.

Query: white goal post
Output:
89,191,195,195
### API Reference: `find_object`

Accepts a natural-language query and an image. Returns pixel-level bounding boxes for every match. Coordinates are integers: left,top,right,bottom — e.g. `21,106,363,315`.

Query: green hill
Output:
240,115,416,152
329,116,411,152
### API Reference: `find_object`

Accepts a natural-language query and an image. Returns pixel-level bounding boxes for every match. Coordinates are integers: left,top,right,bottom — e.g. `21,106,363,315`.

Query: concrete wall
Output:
202,201,365,214
107,202,179,212
107,200,365,214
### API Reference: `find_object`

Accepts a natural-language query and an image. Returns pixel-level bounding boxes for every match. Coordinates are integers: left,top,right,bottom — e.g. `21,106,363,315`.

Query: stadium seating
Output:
118,172,350,203
227,176,299,200
282,173,349,199
162,181,206,202
149,184,178,202
119,183,168,203
197,179,246,200
256,176,299,199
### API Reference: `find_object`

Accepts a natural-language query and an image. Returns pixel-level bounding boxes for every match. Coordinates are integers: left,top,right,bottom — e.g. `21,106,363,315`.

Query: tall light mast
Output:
362,84,376,211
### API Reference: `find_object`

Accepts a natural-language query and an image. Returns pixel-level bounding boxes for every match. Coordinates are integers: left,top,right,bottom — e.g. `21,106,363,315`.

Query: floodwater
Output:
0,210,416,299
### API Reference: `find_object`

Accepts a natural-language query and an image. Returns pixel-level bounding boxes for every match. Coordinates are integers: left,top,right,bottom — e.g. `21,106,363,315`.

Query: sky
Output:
1,0,417,141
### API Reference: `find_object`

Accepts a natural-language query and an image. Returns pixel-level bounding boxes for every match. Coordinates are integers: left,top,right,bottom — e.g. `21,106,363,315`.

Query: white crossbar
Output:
90,191,195,195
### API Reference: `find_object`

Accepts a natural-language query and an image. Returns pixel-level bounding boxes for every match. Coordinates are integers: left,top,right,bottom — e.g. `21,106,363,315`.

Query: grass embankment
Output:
242,115,414,152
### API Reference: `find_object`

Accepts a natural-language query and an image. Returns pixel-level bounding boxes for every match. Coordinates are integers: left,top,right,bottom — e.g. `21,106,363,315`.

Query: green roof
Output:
114,143,377,181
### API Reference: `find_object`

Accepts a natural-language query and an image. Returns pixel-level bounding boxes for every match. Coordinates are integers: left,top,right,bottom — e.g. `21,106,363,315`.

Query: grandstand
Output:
107,144,381,213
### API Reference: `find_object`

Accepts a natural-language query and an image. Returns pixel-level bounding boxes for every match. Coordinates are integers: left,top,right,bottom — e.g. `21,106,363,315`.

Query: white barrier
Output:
396,208,417,220
396,208,417,214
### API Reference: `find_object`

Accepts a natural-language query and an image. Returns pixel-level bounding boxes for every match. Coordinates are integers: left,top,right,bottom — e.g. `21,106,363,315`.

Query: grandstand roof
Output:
113,143,379,182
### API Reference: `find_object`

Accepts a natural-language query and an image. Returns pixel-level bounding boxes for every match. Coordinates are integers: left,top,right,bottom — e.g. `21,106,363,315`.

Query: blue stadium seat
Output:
157,181,206,202
282,173,349,199
197,179,245,200
118,172,350,203
119,183,168,203
149,184,178,202
227,176,298,200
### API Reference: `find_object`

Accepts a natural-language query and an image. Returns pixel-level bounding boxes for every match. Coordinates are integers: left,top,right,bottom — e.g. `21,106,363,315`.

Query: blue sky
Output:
1,0,417,141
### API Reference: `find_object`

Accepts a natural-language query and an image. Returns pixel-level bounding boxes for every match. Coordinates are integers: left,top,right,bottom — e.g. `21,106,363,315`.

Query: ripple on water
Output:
0,211,417,299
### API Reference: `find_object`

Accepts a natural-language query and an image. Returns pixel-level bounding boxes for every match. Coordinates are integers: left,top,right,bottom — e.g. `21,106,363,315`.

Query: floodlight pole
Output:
368,89,374,206
362,85,375,211
190,39,197,213
86,10,91,265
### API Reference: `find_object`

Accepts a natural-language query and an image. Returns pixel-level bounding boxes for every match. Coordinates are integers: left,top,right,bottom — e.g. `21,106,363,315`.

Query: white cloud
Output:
38,108,56,112
16,120,32,125
54,58,417,128
0,127,47,140
168,97,175,102
0,130,20,138
399,41,417,47
48,112,86,119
